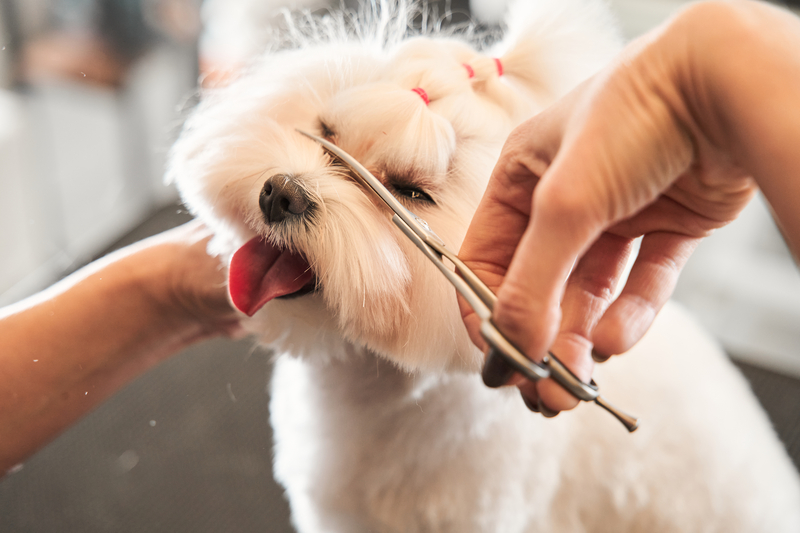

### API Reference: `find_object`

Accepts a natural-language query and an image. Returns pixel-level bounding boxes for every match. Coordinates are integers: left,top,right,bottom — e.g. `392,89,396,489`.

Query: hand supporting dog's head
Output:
168,0,619,373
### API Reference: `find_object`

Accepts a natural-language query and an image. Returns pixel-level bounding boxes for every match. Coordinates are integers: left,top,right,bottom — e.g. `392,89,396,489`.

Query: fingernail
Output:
591,348,609,363
520,392,539,413
482,348,515,388
538,399,559,418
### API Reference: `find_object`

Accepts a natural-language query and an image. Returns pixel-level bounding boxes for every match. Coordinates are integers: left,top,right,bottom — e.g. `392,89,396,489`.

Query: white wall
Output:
0,92,42,297
0,46,196,306
608,0,690,37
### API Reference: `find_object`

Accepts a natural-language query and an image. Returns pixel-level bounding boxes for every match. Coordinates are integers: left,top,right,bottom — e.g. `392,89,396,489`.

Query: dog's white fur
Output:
169,1,800,530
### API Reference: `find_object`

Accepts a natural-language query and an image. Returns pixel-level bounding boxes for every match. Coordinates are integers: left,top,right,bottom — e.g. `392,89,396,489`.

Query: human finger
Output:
591,231,700,360
519,232,634,411
492,169,604,364
457,161,538,351
458,104,570,348
491,48,698,392
459,97,573,284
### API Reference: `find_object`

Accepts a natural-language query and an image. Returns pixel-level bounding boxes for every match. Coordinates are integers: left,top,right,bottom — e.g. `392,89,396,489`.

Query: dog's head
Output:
169,0,619,372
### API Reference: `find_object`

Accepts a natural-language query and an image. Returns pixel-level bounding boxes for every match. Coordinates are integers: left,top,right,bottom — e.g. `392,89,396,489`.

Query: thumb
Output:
493,173,603,366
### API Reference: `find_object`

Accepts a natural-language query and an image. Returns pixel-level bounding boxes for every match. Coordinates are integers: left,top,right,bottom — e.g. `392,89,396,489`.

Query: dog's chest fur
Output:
269,304,800,532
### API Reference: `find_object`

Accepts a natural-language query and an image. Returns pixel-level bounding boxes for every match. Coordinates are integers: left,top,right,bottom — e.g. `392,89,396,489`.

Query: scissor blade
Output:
296,131,389,204
297,130,640,431
298,131,415,220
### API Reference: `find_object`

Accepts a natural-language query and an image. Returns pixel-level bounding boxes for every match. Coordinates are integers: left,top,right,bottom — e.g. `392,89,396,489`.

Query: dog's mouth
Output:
228,237,316,317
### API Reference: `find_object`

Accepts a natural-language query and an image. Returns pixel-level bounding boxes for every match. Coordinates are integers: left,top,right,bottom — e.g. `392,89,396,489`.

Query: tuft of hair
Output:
273,1,424,53
491,0,622,99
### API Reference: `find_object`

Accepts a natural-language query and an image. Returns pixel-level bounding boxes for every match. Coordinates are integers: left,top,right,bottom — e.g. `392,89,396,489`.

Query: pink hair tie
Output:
411,87,429,106
494,57,504,77
462,63,475,79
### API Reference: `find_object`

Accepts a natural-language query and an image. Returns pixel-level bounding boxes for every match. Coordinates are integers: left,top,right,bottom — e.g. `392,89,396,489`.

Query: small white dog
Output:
169,1,800,531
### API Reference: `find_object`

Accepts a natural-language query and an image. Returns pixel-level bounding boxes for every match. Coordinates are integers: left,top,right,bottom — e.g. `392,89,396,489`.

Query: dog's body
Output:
170,1,800,530
269,303,798,532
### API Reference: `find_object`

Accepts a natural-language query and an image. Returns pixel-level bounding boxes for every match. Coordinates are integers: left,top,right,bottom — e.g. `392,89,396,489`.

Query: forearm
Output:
0,243,212,472
722,4,800,259
679,1,800,257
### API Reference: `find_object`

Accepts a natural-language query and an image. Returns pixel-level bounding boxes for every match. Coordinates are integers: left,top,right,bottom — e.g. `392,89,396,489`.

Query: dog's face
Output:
169,3,619,373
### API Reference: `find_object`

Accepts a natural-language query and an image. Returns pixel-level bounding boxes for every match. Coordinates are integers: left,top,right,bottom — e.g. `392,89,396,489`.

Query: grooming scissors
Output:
298,129,640,432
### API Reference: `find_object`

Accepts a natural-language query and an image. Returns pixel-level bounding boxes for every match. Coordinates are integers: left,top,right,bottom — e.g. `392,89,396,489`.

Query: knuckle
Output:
573,270,617,305
534,180,599,234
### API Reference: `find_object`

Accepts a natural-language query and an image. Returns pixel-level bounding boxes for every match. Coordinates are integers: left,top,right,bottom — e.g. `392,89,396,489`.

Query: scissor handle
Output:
545,354,639,432
543,353,598,401
480,321,550,381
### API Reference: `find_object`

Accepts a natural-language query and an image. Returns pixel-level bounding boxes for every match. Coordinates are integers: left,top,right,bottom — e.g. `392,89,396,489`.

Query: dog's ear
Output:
482,0,622,110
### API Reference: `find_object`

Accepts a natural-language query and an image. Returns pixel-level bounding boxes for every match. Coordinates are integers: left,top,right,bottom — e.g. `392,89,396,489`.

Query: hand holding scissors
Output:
299,130,639,432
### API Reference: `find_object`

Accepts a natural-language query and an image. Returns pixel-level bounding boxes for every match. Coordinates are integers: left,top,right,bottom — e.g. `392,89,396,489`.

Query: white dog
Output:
169,1,800,531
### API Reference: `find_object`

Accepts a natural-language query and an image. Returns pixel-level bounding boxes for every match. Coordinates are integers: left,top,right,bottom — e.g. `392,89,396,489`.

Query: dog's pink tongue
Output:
229,237,313,316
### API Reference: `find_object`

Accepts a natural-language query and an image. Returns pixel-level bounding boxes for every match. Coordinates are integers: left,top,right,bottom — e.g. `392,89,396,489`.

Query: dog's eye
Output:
319,120,336,140
394,186,434,204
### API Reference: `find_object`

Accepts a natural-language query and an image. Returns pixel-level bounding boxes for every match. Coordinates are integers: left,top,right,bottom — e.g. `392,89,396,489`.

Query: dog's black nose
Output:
259,174,311,224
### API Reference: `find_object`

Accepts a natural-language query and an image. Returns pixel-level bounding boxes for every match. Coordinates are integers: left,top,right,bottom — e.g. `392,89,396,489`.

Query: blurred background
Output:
0,0,199,306
0,1,799,532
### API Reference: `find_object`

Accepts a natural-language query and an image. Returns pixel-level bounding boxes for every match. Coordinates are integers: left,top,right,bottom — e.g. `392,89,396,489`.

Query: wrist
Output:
126,226,240,344
667,1,794,150
681,1,800,257
123,243,215,347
